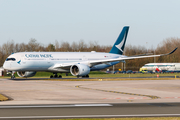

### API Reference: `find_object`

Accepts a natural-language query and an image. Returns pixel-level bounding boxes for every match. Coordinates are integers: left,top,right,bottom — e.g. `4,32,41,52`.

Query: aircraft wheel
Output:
11,71,16,79
54,74,58,78
11,76,15,79
50,75,53,78
82,75,89,78
58,75,62,78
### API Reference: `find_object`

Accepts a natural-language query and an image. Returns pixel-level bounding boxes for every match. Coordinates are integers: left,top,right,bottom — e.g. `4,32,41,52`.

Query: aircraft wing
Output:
88,47,178,67
129,53,153,57
51,47,177,69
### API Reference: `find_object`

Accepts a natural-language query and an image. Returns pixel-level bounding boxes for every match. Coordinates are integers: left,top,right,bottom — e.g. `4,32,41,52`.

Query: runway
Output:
0,103,180,119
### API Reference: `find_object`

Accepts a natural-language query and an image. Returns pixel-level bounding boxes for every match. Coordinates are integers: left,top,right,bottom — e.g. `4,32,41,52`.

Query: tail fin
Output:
109,26,129,55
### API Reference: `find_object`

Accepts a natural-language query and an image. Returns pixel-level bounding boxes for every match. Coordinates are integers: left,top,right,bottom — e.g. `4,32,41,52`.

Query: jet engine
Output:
70,64,90,76
17,71,36,77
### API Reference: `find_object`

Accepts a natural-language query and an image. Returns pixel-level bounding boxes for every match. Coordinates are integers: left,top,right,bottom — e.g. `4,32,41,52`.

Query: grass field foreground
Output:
2,71,180,78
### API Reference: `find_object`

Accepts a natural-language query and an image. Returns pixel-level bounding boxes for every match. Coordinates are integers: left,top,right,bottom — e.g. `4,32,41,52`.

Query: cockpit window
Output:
6,58,16,61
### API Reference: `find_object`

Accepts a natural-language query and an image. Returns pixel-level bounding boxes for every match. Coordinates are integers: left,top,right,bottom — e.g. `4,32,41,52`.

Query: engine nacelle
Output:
70,64,90,76
17,71,36,77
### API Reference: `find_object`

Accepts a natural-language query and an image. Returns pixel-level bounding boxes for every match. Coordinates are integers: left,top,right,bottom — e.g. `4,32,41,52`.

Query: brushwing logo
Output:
115,33,126,52
17,60,21,64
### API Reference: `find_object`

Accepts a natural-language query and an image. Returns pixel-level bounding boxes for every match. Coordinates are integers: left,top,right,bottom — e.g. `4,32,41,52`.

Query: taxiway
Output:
0,78,180,119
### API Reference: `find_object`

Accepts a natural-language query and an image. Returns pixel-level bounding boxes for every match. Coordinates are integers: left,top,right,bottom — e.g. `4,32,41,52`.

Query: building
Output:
140,63,180,72
0,67,4,76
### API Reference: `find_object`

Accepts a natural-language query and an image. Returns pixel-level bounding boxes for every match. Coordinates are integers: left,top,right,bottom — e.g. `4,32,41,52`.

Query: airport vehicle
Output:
139,68,148,73
3,26,177,79
126,70,133,74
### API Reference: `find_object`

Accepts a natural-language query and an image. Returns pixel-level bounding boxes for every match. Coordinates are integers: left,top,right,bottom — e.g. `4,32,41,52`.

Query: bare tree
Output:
54,40,60,51
27,38,40,51
60,41,71,51
71,41,78,51
0,37,180,71
47,44,55,52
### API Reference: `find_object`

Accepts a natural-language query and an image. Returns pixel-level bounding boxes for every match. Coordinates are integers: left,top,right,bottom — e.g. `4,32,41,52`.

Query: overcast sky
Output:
0,0,180,48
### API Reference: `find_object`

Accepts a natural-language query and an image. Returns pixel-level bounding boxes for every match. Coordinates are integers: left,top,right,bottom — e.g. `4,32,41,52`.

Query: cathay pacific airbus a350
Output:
3,26,177,79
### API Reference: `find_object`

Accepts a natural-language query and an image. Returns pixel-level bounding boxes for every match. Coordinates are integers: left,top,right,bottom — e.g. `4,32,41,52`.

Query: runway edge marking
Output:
0,104,112,108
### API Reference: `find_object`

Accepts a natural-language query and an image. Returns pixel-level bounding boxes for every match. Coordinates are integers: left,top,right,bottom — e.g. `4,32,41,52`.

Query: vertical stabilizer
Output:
109,26,129,55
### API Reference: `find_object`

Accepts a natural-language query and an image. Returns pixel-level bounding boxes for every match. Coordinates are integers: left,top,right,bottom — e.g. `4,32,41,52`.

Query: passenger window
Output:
6,58,16,61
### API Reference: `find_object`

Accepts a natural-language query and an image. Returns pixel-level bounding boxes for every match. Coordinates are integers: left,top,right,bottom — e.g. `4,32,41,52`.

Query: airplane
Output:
3,26,177,79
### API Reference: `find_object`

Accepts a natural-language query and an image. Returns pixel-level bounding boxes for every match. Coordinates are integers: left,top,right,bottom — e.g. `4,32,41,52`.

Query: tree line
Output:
0,37,180,71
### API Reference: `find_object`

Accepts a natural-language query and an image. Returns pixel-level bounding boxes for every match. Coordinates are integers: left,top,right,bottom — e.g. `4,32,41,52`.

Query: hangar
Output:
0,67,4,76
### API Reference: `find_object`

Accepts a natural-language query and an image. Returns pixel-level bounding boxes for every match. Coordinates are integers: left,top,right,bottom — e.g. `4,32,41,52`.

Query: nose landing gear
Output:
11,71,16,79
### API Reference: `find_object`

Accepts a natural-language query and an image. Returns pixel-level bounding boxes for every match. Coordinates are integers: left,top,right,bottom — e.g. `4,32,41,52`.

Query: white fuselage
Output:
3,51,125,72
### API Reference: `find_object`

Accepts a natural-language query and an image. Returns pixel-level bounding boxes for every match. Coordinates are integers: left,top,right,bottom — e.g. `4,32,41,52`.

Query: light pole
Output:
146,42,148,53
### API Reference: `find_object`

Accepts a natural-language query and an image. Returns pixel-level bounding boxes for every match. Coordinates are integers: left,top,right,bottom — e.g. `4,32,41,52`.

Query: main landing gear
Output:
77,75,89,78
50,73,62,78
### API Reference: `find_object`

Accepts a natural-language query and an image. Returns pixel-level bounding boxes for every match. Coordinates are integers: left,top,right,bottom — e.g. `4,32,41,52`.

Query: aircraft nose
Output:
3,61,8,70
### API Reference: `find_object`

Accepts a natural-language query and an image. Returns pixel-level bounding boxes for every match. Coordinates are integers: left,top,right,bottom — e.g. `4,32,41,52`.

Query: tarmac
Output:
0,78,180,105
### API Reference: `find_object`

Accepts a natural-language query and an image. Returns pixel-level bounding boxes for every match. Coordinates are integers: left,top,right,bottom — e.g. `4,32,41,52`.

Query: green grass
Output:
90,72,179,78
1,71,180,79
89,71,108,74
29,71,107,77
89,73,179,78
32,72,180,78
0,94,8,101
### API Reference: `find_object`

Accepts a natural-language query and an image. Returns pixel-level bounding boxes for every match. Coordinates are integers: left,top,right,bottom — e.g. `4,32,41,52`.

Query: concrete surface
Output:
1,103,180,119
0,78,180,105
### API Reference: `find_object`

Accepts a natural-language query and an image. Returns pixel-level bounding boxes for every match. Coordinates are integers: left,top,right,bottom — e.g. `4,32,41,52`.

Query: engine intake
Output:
70,64,90,76
17,71,36,77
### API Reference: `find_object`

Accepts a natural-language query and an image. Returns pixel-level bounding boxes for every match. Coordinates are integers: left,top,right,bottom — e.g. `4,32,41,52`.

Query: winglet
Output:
161,47,178,56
